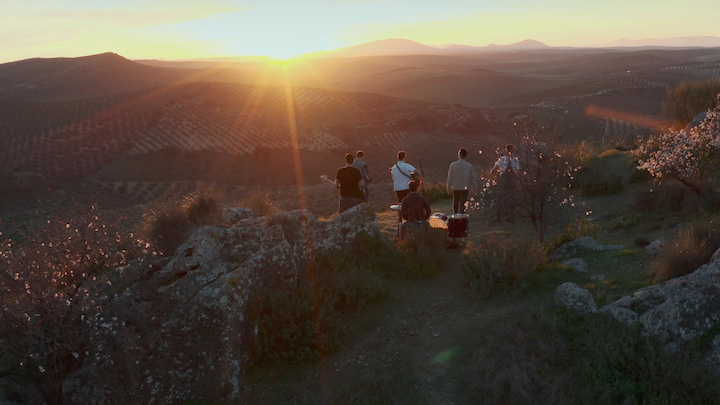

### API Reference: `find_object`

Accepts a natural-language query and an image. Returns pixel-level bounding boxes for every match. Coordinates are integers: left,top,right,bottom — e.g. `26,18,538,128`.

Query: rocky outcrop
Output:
65,204,379,404
549,236,624,261
600,249,720,374
600,251,720,344
561,258,588,272
554,282,597,315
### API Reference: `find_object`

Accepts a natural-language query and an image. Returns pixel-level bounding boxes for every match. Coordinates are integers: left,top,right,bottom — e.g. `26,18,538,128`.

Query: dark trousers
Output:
496,172,517,221
452,190,470,214
339,197,361,214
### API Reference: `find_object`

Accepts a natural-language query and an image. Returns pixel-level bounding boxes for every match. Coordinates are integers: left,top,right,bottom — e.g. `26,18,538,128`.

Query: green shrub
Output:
575,169,624,196
462,235,546,297
393,228,447,278
609,212,638,231
628,167,652,183
651,222,720,281
246,232,392,367
561,313,720,403
634,183,687,213
554,217,599,249
468,307,720,404
422,182,452,204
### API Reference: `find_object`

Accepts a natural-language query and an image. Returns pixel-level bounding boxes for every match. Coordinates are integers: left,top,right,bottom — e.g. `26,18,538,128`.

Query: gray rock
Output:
549,236,624,260
705,335,720,377
64,204,380,404
645,239,664,254
562,258,588,272
222,207,254,224
555,282,597,315
600,248,720,378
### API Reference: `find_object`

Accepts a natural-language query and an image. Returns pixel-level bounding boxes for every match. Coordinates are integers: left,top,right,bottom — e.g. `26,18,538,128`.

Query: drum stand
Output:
390,204,402,244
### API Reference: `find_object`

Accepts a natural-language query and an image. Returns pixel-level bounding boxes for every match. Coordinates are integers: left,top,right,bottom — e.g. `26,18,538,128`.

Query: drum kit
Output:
391,203,469,247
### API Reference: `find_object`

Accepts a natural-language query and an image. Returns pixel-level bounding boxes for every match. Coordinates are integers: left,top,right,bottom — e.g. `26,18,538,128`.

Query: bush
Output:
554,217,600,249
575,170,625,196
634,183,720,214
628,167,652,183
462,235,546,297
468,307,720,404
184,193,221,224
142,191,225,256
393,228,447,278
422,182,452,204
246,232,391,367
0,208,149,404
651,222,720,281
241,192,279,217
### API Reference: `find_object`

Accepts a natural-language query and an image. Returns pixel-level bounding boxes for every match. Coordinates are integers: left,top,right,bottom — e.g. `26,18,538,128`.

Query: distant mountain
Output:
311,38,552,59
0,53,190,101
308,39,442,58
608,36,720,48
485,39,550,51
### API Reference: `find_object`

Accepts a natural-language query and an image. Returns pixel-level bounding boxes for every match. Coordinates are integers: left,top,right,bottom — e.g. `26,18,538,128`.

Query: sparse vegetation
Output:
0,207,151,404
469,308,720,404
664,80,720,127
462,234,546,297
140,191,225,256
651,221,720,282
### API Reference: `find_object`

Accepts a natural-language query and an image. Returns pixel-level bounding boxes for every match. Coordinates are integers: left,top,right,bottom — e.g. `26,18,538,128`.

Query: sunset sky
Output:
2,0,719,63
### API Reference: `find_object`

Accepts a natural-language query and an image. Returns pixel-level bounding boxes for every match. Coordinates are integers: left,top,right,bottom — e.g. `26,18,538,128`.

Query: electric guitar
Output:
320,175,335,185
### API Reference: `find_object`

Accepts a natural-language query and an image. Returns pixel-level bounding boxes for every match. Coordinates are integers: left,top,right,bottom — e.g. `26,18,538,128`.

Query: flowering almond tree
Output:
0,207,150,404
637,99,720,194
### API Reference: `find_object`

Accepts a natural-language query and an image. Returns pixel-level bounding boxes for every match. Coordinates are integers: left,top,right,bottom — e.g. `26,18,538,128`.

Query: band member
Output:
446,148,476,214
400,180,431,240
335,152,364,214
491,144,521,222
352,150,372,203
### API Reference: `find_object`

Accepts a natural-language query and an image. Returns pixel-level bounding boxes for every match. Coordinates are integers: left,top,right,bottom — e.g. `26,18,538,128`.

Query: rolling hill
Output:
1,46,720,226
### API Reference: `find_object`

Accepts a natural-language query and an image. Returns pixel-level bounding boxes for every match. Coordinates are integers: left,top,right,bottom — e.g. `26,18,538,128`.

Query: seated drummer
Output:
400,180,431,239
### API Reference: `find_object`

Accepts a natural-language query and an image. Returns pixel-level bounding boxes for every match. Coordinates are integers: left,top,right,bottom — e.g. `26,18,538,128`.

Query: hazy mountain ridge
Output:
608,36,720,48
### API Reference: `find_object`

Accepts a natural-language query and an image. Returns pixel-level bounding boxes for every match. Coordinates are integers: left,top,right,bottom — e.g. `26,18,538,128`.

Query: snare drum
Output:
447,213,469,238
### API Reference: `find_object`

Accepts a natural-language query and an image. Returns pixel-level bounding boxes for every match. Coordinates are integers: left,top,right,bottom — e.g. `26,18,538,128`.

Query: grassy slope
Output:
238,150,720,404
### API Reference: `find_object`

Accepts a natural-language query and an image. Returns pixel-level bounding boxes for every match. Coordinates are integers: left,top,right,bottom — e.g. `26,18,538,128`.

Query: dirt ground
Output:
240,201,542,404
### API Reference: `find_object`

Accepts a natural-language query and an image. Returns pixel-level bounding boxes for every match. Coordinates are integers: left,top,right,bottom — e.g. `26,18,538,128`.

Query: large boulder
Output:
64,204,379,404
549,236,625,261
600,249,720,369
555,282,597,315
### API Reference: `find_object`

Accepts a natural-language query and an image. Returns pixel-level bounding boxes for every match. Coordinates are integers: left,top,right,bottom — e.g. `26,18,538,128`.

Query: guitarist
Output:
335,152,365,214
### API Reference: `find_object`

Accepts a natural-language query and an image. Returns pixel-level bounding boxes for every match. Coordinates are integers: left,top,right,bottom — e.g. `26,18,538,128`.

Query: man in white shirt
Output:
390,150,419,204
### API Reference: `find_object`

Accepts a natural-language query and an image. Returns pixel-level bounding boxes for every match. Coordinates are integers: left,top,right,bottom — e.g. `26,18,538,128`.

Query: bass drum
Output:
447,214,469,238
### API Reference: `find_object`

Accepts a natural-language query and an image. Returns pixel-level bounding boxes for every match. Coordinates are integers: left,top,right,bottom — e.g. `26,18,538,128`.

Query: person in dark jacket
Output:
400,180,431,239
335,152,364,214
